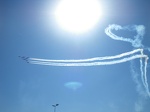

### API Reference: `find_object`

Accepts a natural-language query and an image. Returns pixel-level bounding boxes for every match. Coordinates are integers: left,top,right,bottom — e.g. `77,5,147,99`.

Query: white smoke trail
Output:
105,24,145,48
105,24,150,98
30,49,143,63
135,100,144,112
25,24,150,98
105,24,150,111
28,50,150,97
29,54,147,66
105,24,134,44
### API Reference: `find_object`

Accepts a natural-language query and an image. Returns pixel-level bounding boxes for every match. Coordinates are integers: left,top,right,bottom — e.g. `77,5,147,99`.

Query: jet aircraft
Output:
18,56,29,63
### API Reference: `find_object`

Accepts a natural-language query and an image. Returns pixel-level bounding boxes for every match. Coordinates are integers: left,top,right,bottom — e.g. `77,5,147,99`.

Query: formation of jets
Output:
18,56,29,63
52,104,59,107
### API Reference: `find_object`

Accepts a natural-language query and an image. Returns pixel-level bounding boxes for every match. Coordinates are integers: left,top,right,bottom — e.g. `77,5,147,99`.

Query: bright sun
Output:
54,0,102,34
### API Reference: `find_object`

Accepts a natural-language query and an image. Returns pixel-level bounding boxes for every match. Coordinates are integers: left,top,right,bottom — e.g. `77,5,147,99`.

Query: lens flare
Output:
64,82,82,90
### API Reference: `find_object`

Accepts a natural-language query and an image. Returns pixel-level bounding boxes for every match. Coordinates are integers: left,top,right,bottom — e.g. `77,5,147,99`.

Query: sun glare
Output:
54,0,102,34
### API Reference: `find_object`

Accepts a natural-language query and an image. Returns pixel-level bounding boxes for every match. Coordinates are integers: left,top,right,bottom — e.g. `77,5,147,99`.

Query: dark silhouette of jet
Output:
18,56,29,63
52,104,59,107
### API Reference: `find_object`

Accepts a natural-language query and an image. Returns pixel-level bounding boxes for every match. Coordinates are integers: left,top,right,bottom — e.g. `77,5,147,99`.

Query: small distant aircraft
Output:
52,104,59,107
18,56,29,63
56,104,59,106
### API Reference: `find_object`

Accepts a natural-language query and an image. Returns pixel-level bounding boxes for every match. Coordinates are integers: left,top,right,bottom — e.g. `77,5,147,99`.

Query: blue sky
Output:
1,0,150,112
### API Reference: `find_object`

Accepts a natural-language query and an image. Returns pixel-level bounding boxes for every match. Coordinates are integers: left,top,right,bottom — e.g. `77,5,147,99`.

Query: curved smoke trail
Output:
28,49,150,97
105,24,145,48
24,24,150,98
105,24,150,98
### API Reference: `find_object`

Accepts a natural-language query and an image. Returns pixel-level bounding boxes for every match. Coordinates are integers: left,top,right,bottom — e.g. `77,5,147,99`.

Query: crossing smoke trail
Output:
105,24,150,98
105,24,150,112
28,49,150,97
24,24,150,98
